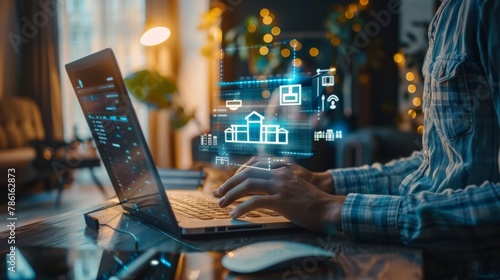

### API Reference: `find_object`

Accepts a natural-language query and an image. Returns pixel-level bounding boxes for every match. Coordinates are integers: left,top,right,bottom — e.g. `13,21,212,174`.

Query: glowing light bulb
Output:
140,26,171,46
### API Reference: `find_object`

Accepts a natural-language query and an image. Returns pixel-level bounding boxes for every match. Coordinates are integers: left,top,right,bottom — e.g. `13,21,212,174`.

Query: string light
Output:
262,90,271,99
408,84,417,93
259,46,269,55
263,34,273,43
349,3,358,12
345,10,354,19
263,16,273,25
393,53,404,64
408,109,417,119
417,125,424,134
281,48,290,57
359,74,370,84
295,58,302,67
309,47,319,57
406,72,415,81
331,37,341,46
247,24,257,33
413,97,422,107
271,27,281,36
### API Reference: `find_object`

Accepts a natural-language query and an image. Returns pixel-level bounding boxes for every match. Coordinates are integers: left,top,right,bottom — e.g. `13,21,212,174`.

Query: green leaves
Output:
124,70,177,109
124,69,194,129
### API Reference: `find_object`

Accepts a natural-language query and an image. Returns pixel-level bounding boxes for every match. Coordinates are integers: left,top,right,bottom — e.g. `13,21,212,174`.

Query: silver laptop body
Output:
65,48,293,235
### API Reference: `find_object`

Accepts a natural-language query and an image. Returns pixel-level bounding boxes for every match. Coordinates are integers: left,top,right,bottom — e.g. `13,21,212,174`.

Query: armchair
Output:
0,97,46,195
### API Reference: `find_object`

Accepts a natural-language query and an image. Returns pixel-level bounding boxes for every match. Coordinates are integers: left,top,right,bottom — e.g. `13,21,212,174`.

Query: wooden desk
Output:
0,202,423,279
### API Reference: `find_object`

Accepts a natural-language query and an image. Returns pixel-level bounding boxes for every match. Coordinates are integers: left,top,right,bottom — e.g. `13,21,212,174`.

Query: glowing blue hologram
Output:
200,133,218,146
279,84,302,106
325,129,335,141
219,78,293,87
226,99,243,111
322,75,335,86
215,156,229,165
313,68,337,114
224,111,289,145
327,95,339,110
314,129,343,141
336,130,343,139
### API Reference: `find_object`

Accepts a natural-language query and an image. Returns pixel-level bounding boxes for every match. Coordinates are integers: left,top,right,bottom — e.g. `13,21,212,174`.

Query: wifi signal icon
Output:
327,95,339,110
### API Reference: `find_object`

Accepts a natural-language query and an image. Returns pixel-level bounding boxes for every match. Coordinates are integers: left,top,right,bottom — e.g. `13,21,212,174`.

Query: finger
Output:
219,178,272,207
235,157,259,174
235,156,271,174
230,195,276,218
216,168,273,197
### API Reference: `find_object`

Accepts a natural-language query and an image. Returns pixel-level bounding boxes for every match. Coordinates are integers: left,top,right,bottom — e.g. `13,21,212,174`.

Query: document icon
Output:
279,84,302,106
215,156,229,165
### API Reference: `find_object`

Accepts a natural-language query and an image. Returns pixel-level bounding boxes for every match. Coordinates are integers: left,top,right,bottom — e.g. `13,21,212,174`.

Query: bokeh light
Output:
247,24,257,33
259,46,269,55
271,27,281,36
263,34,273,43
408,84,417,93
406,72,415,81
262,90,271,99
417,125,424,134
393,53,404,64
408,109,417,119
413,97,422,107
294,58,302,67
309,47,319,57
263,16,273,25
281,48,291,57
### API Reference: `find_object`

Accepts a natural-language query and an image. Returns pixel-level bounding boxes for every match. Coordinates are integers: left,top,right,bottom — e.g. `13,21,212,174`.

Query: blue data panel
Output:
200,41,341,165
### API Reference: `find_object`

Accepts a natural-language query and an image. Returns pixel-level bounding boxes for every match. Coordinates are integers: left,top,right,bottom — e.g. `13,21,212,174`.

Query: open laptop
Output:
65,48,294,235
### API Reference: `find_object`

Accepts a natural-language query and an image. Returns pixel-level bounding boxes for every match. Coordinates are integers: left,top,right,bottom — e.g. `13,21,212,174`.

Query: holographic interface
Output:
72,62,174,228
199,41,342,165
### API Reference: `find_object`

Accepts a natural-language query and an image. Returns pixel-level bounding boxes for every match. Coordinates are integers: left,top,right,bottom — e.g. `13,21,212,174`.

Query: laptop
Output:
65,48,294,235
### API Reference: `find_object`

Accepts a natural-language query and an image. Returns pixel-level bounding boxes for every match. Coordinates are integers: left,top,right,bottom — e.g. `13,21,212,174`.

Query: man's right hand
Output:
221,156,335,195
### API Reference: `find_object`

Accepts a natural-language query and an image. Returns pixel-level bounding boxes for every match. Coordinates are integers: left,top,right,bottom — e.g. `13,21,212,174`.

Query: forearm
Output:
331,151,423,195
341,181,500,254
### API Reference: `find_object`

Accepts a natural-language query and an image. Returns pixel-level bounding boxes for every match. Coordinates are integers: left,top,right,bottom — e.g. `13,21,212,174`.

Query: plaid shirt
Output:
331,0,500,277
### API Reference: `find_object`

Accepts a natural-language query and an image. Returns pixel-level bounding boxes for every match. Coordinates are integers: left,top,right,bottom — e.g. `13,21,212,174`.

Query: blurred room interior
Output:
0,0,439,223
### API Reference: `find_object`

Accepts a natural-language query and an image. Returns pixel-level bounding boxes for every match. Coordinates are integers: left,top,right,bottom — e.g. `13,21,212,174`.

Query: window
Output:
58,0,147,141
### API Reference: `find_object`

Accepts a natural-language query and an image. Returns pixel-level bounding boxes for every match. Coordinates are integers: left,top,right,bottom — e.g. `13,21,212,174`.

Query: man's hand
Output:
215,166,345,233
231,156,336,194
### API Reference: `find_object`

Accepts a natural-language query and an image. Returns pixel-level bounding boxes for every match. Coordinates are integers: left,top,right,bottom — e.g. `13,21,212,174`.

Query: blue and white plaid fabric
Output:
330,0,500,277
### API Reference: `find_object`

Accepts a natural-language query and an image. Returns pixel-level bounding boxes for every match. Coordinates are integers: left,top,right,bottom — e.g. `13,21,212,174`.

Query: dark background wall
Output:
0,0,22,99
219,0,400,129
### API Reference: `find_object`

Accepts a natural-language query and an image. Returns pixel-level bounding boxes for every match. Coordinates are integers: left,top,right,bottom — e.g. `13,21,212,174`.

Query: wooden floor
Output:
0,169,113,228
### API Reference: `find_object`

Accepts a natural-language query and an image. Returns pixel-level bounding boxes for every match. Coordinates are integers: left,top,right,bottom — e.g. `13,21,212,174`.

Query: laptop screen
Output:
65,49,179,234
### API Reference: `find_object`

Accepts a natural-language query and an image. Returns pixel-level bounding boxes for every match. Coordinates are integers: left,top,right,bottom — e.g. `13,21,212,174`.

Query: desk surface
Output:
0,202,423,279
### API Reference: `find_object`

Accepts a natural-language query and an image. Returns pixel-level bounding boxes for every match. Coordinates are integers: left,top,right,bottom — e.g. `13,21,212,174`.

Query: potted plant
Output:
124,69,194,129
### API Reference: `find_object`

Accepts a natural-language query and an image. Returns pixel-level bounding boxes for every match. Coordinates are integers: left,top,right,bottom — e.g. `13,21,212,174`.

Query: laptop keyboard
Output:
168,194,281,220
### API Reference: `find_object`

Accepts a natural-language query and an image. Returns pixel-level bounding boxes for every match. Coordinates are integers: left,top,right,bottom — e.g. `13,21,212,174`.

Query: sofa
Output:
0,96,46,192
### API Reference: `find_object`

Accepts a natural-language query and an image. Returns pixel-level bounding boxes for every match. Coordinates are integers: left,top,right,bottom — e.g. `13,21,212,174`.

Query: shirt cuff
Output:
330,169,357,195
341,193,402,242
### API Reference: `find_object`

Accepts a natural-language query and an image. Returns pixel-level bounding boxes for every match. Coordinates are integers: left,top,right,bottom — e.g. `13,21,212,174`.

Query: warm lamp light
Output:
140,26,171,46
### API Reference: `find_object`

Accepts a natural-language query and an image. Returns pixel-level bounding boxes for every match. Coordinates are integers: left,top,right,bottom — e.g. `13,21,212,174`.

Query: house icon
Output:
224,111,289,145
